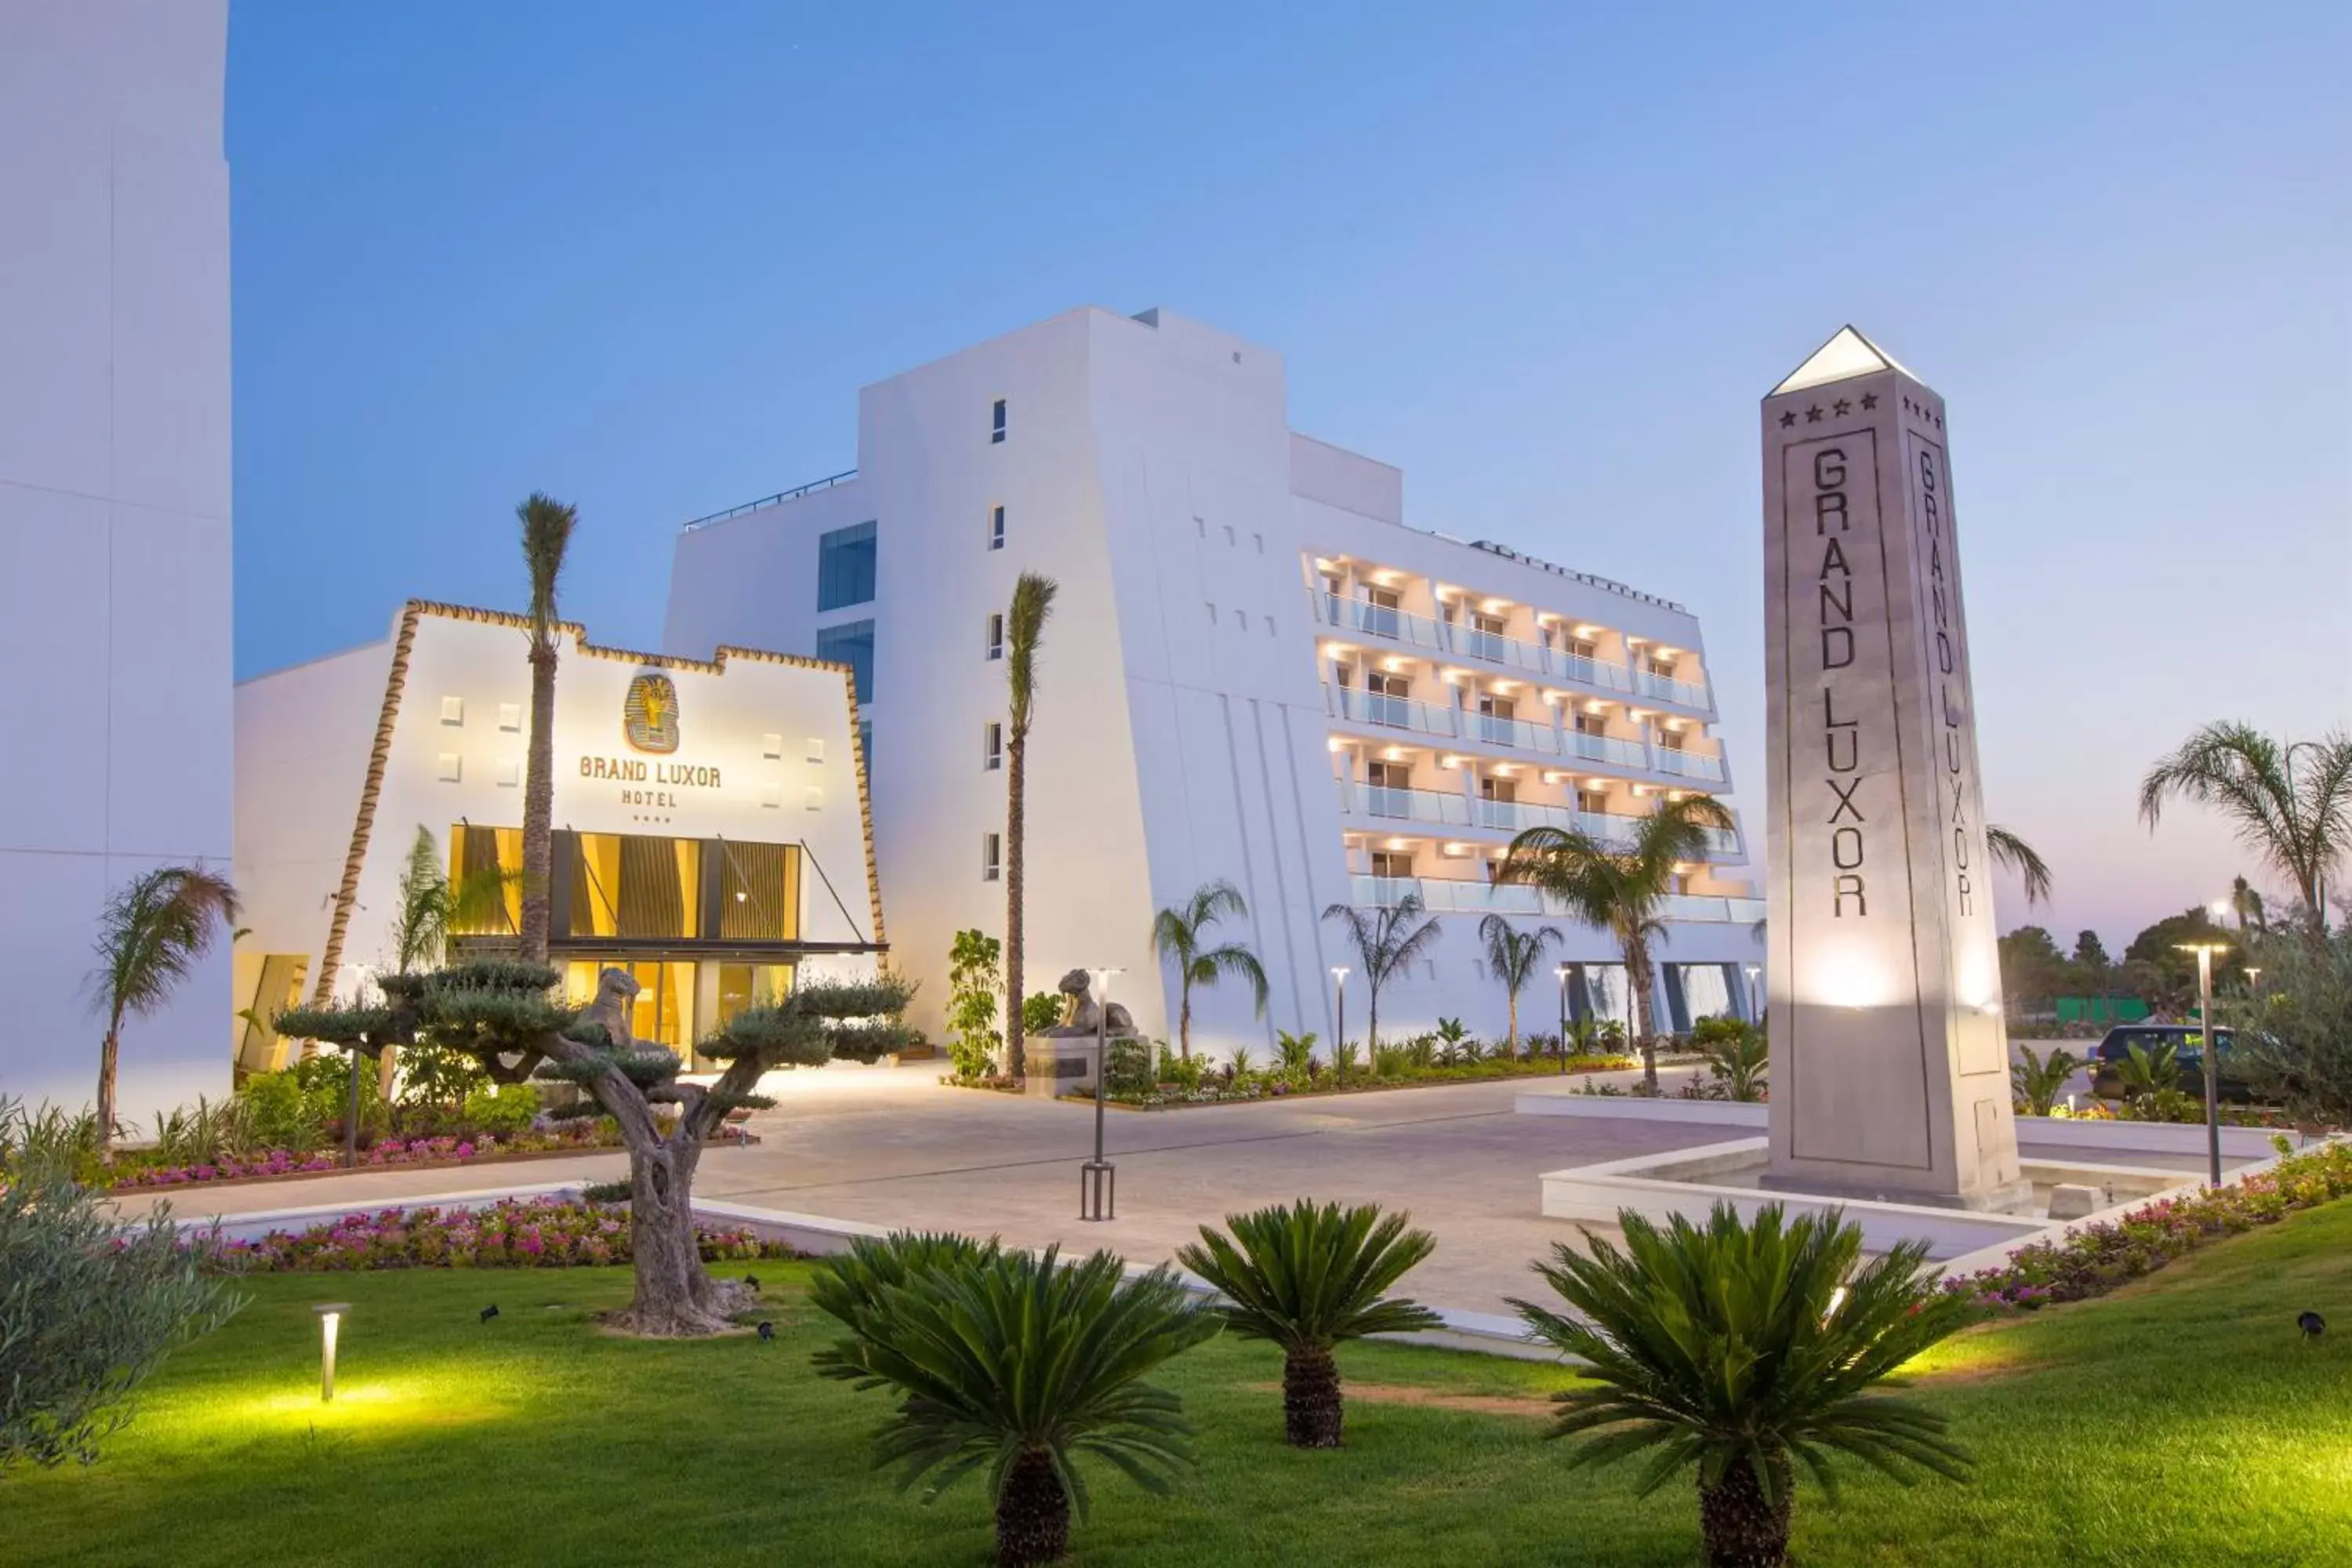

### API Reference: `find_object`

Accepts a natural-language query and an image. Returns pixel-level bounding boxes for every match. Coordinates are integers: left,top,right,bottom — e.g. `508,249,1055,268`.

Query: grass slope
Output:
9,1203,2352,1567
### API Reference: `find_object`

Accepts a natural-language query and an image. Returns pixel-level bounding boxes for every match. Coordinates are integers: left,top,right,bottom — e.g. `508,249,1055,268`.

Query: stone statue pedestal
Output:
1024,1034,1136,1098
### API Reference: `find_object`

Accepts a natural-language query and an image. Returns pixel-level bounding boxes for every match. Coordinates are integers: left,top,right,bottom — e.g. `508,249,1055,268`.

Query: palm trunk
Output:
995,1445,1071,1566
1366,985,1378,1059
1283,1343,1345,1447
1006,734,1027,1080
1697,1454,1792,1568
1507,992,1519,1059
1626,937,1659,1094
1178,985,1192,1061
96,1019,122,1160
519,640,558,964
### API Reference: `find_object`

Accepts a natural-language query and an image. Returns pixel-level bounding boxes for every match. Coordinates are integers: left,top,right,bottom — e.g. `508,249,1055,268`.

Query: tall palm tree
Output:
1151,880,1269,1061
515,492,579,964
87,866,240,1157
2140,722,2352,931
1513,1201,1976,1568
811,1239,1216,1566
1003,572,1058,1080
1498,794,1733,1093
1985,824,2052,908
1319,891,1442,1058
1177,1200,1441,1448
1478,913,1562,1058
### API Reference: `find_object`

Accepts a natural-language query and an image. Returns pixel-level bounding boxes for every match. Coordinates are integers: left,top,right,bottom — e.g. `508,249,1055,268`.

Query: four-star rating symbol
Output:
1778,410,1796,427
1901,394,1946,430
1775,387,1938,431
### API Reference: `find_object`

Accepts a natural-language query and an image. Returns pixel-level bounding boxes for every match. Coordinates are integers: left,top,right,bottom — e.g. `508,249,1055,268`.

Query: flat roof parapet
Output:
1466,539,1686,612
681,468,858,533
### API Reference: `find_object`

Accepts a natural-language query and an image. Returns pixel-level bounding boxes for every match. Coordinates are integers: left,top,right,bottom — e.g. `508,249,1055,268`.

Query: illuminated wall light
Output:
1327,738,1346,753
1480,597,1508,615
1586,699,1606,713
313,1303,350,1403
1573,624,1599,639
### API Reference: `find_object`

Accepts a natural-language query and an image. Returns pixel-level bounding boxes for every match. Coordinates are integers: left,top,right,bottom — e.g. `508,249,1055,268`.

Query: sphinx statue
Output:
574,966,642,1049
1040,967,1138,1036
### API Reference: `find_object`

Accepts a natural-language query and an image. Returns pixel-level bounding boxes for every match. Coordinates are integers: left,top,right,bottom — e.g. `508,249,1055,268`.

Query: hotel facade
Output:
231,604,886,1073
663,307,1763,1055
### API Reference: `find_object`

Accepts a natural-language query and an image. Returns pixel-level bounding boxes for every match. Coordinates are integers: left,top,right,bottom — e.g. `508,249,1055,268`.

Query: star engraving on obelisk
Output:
1832,398,1851,416
1778,410,1796,428
1805,405,1824,423
1860,392,1878,411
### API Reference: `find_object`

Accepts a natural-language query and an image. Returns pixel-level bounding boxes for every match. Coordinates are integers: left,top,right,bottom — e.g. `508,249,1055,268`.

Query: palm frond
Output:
1985,824,2053,907
1177,1200,1441,1349
515,492,578,643
1006,573,1058,737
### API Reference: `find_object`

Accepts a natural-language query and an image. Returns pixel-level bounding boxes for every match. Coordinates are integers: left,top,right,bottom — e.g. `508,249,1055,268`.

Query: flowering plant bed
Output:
1080,1054,1640,1109
1951,1138,2352,1311
212,1196,801,1273
105,1123,750,1192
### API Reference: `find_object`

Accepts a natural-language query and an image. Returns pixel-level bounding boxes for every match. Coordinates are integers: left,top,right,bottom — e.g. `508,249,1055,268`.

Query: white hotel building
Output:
664,307,1762,1054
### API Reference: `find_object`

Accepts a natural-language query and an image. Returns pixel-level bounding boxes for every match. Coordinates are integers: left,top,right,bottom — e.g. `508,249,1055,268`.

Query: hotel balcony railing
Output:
1324,683,1461,741
1314,593,1719,709
1349,875,1764,923
1338,783,1742,856
1652,746,1727,782
1564,728,1650,768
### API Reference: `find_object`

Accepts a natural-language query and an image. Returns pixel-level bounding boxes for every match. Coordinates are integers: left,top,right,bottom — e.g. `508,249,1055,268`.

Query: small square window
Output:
497,702,521,731
982,832,1002,881
989,504,1005,550
437,753,462,782
440,696,464,726
807,737,826,763
985,613,1005,660
760,785,782,809
761,733,783,760
983,721,1004,771
495,758,520,787
804,786,823,811
990,398,1007,445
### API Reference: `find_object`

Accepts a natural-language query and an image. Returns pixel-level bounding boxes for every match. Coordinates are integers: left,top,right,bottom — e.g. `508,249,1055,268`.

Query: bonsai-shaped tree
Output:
1177,1200,1439,1448
2,1157,241,1475
1476,913,1561,1058
1499,794,1733,1093
1002,572,1058,1080
1151,880,1269,1061
811,1236,1217,1566
87,865,241,1158
1320,891,1442,1058
2140,721,2352,931
281,958,912,1335
514,492,579,964
1512,1201,1975,1568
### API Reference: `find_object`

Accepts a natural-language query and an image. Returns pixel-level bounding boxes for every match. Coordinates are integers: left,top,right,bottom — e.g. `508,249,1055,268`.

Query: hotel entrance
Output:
559,958,795,1068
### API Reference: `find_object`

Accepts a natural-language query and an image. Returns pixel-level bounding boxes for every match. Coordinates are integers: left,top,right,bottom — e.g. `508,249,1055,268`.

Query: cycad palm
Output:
1477,913,1562,1058
88,866,240,1157
515,492,578,964
2140,722,2352,929
1320,892,1442,1058
1499,794,1733,1091
1177,1200,1439,1447
1151,880,1269,1061
811,1239,1215,1567
1512,1202,1975,1568
1003,573,1058,1080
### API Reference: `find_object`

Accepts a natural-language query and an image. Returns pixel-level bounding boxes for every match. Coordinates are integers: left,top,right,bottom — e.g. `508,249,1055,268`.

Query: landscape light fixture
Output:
313,1303,351,1403
1080,967,1123,1222
1330,967,1351,1087
2245,966,2262,1000
1555,963,1572,1076
1744,963,1762,1023
2176,937,2233,1186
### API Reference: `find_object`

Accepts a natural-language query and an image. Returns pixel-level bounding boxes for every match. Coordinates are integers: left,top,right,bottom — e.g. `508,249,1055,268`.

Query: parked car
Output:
2088,1025,2254,1103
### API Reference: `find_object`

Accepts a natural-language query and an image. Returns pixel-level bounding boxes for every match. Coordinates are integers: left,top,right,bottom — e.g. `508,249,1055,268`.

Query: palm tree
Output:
1498,794,1733,1093
1320,891,1442,1058
515,492,579,964
87,866,240,1158
2140,722,2352,931
1512,1202,1976,1568
1151,880,1269,1061
1985,825,2053,908
1477,913,1562,1058
811,1239,1216,1566
1003,572,1058,1080
388,824,523,975
1177,1200,1440,1448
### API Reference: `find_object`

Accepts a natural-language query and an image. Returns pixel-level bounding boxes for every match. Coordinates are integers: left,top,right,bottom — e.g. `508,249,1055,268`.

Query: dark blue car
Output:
2089,1025,2253,1102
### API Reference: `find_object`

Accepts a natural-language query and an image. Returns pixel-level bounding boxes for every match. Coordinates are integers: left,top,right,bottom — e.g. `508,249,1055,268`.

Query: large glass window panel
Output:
816,619,875,702
717,961,795,1029
564,959,696,1051
569,833,701,939
816,521,878,611
448,824,524,935
713,840,800,941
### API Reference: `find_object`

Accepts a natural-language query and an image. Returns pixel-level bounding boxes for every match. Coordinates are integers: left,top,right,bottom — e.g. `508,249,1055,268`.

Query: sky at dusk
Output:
225,2,2350,952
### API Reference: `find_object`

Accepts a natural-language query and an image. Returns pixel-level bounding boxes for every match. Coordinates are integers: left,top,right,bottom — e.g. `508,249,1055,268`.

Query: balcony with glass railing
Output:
1348,874,1763,923
1338,782,1743,856
1651,746,1727,782
1635,666,1712,710
1563,728,1650,768
1313,593,1668,699
1324,682,1459,740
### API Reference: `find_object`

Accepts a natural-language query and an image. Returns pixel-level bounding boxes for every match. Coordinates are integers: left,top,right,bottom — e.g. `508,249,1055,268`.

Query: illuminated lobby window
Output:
447,823,524,935
571,833,702,939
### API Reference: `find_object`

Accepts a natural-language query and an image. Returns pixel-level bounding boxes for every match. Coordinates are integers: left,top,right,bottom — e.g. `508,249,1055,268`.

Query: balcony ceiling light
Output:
1586,776,1610,788
1585,699,1606,713
1626,635,1647,646
1494,678,1518,692
1657,646,1681,658
1481,597,1508,614
1573,624,1599,639
1327,738,1346,753
1385,837,1408,851
1382,655,1407,672
1373,569,1400,586
1383,746,1406,760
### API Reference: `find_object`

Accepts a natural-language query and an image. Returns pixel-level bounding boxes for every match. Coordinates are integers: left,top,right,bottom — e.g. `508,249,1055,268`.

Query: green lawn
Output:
11,1203,2352,1567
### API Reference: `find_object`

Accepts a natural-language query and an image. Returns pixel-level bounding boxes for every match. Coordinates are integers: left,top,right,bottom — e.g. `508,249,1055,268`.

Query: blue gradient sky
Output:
227,2,2349,949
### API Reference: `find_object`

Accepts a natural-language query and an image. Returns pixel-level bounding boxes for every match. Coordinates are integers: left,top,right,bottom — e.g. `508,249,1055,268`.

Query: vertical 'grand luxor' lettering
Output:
1810,448,1867,916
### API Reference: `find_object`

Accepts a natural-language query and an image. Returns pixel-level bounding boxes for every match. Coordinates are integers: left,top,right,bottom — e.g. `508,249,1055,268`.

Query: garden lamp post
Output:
313,1303,350,1403
1555,963,1572,1076
2177,938,2230,1186
1330,967,1348,1087
2244,966,2261,1001
1080,967,1122,1221
1744,964,1762,1024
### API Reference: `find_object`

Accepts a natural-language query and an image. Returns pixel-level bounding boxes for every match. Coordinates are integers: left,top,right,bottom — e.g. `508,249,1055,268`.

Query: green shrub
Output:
1276,1030,1319,1076
460,1083,541,1139
1022,991,1065,1034
1405,1035,1439,1070
234,1071,320,1153
1104,1036,1154,1097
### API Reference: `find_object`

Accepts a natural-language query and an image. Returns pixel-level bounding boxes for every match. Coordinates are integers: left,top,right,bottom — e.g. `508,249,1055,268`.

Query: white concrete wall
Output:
0,0,233,1117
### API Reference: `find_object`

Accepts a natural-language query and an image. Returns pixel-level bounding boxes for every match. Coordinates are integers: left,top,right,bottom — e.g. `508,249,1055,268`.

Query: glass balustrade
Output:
1637,668,1712,709
1653,748,1726,781
1311,593,1678,702
1324,683,1457,739
1334,784,1743,858
1348,875,1760,921
1565,730,1649,767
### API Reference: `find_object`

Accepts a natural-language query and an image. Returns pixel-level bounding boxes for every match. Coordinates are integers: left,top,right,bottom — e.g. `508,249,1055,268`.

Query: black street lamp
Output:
1080,967,1122,1221
1330,966,1348,1087
1555,963,1572,1075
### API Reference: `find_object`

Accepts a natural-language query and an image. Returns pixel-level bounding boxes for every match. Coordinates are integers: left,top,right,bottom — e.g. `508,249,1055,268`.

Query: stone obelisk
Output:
1760,327,2026,1210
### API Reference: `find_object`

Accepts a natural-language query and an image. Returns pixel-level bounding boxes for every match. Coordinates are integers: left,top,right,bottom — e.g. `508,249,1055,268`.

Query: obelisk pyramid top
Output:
1769,325,1917,396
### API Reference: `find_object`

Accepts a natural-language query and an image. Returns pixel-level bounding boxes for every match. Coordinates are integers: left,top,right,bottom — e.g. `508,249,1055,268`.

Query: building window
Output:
982,832,1001,881
985,613,1004,660
990,398,1007,444
1370,849,1414,879
982,721,1003,771
858,717,872,773
815,619,875,703
816,520,877,611
988,504,1005,550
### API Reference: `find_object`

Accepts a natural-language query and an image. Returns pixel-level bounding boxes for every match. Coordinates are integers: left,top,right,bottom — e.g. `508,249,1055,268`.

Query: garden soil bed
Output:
107,1134,757,1195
